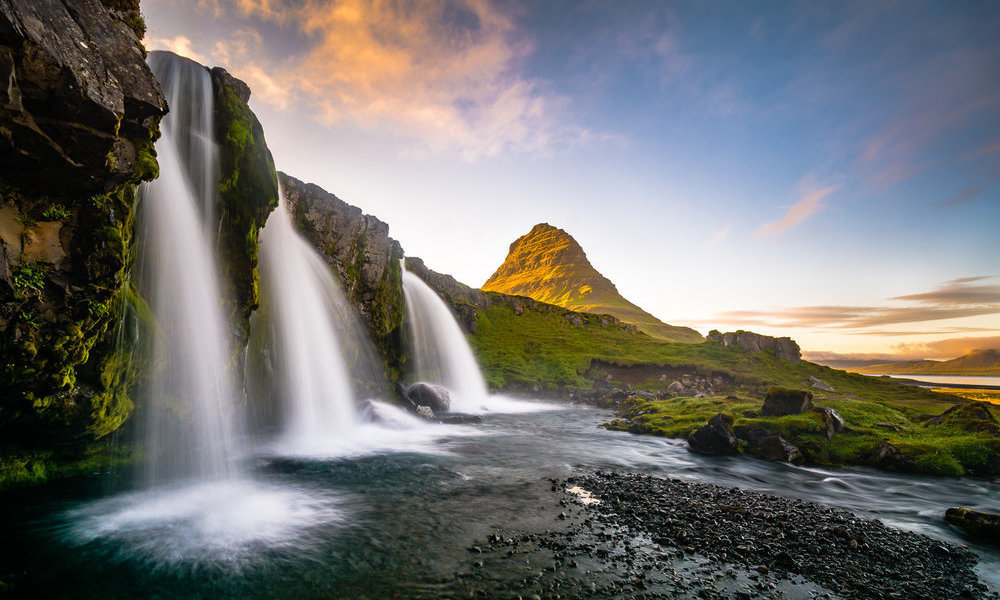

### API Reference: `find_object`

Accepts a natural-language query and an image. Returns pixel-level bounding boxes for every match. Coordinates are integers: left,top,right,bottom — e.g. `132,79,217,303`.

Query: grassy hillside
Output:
468,299,1000,476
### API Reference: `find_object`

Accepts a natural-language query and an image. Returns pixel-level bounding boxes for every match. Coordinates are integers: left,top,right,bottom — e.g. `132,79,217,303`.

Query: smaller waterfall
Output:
402,264,489,412
257,187,368,450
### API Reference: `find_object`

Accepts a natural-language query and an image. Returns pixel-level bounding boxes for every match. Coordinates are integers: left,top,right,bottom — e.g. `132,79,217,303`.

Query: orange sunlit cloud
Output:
160,0,581,159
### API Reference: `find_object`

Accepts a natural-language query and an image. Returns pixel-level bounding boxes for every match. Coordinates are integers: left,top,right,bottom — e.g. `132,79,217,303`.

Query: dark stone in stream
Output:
405,382,451,412
688,413,739,455
946,507,1000,544
750,435,804,465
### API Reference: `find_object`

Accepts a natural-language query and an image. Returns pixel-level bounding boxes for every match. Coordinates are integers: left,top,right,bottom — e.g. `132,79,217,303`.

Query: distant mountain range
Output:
852,348,1000,377
481,223,703,343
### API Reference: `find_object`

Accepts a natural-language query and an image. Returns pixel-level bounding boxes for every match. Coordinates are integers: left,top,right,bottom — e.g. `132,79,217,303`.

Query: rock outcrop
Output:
280,172,405,378
404,381,451,413
482,223,702,343
707,330,801,363
0,0,165,445
209,62,278,349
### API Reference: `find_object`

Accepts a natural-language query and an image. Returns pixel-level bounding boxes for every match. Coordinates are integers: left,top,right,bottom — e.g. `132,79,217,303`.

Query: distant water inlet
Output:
401,264,489,412
257,187,360,451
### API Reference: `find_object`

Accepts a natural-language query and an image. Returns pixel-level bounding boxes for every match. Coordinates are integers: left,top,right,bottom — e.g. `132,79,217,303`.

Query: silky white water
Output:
136,52,241,485
401,265,489,412
258,189,358,451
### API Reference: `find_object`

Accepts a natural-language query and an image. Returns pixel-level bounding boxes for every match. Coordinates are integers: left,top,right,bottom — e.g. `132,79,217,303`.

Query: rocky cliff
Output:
209,63,278,352
280,172,405,380
0,0,165,447
482,223,702,343
706,329,801,363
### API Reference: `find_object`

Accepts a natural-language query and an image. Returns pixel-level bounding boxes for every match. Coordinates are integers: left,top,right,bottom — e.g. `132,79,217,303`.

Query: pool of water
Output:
1,398,998,598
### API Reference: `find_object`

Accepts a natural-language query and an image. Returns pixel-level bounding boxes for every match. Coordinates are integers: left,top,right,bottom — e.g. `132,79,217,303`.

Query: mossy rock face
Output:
925,401,1000,435
0,0,165,472
211,67,279,355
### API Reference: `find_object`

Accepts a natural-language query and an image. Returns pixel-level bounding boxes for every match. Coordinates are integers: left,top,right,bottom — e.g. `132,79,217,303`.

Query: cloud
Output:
757,176,837,236
937,186,984,207
709,225,731,246
713,276,1000,330
145,35,208,64
148,0,583,160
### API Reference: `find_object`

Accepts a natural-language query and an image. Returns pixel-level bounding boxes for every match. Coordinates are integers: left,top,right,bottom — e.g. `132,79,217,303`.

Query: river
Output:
1,399,998,598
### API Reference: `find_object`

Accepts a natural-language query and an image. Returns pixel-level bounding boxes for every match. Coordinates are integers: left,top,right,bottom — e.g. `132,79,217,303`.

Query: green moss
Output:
12,262,47,294
40,204,70,221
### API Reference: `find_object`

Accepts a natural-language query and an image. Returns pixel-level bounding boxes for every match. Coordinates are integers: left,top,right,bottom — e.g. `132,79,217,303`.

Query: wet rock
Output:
812,407,846,439
415,405,434,420
945,507,1000,544
688,413,739,455
875,439,906,470
761,387,813,417
751,435,804,465
405,382,451,412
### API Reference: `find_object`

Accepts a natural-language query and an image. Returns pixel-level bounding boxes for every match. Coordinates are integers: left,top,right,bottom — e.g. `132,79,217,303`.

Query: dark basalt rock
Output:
875,439,906,470
761,387,813,417
0,0,165,449
688,412,738,455
405,381,451,412
945,507,1000,544
751,434,804,465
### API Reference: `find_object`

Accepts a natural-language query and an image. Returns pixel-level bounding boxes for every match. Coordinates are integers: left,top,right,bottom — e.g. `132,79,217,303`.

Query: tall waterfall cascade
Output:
257,187,360,449
135,52,242,485
401,264,489,413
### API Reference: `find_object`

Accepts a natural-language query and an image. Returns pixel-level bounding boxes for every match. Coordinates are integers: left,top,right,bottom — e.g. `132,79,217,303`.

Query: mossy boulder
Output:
761,387,813,416
0,0,165,455
926,401,1000,435
945,507,1000,544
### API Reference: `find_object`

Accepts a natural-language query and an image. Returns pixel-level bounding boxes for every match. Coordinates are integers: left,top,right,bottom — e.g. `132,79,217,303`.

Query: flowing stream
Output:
2,402,998,598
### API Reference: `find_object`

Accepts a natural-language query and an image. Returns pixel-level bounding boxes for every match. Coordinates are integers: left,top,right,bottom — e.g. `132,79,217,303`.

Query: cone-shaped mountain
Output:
482,223,703,343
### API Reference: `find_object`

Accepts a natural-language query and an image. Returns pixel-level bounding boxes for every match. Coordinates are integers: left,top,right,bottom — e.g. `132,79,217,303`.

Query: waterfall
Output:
135,52,241,485
257,187,359,450
401,264,489,412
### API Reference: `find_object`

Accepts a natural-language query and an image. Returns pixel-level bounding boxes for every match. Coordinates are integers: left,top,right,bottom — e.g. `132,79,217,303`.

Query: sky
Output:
142,0,1000,360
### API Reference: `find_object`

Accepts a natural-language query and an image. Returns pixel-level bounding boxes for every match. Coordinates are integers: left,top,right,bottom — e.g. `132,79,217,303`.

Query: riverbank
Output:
601,392,1000,477
451,471,996,599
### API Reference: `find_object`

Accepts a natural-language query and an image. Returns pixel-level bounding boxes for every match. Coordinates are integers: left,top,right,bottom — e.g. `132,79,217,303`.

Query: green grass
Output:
604,394,999,476
471,301,957,412
467,299,999,476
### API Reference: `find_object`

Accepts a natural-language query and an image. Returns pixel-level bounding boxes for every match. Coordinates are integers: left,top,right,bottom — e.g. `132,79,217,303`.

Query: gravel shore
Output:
446,471,997,600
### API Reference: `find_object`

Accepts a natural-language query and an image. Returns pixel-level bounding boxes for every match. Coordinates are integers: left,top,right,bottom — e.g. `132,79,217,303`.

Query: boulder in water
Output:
945,507,1000,544
751,435,804,465
688,413,738,455
761,387,813,416
406,382,452,412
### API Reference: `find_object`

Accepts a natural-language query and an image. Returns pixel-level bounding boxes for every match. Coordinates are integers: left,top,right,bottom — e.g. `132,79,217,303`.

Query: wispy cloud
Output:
148,0,585,160
710,225,731,246
757,176,837,236
714,276,1000,330
937,185,983,207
